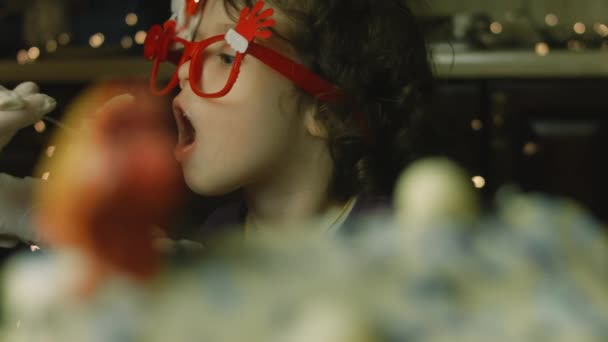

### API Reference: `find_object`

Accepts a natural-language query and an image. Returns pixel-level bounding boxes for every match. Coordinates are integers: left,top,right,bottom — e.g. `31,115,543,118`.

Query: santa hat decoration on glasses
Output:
145,0,341,102
170,0,204,40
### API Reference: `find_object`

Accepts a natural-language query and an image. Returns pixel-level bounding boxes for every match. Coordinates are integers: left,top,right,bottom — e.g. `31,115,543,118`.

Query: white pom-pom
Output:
394,157,480,228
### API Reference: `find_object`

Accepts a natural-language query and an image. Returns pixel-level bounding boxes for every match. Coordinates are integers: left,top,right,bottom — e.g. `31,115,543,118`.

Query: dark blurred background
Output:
418,0,608,223
0,0,606,254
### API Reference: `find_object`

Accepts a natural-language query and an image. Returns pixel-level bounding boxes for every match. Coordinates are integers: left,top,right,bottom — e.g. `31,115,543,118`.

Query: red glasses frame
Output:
144,1,340,102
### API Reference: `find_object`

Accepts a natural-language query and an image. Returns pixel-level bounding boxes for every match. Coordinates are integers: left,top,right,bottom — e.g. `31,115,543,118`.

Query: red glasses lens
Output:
190,39,237,95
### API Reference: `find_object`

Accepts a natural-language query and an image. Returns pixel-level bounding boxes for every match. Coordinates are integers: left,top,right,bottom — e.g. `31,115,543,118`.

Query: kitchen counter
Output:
433,50,608,78
1,50,608,82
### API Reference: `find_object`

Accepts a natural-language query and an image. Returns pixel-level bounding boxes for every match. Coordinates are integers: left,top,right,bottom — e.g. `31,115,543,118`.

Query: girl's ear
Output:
303,104,328,139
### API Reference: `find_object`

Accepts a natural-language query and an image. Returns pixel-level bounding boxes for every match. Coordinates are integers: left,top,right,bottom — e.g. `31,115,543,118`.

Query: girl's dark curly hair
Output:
224,0,435,201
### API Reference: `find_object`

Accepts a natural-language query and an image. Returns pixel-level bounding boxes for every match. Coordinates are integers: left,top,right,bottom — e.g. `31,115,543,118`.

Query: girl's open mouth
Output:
173,107,196,161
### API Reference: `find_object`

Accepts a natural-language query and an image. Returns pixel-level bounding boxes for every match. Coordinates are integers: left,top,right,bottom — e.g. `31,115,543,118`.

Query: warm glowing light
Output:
34,120,46,133
125,13,138,26
30,245,40,252
27,47,40,60
523,142,539,156
41,172,50,181
89,33,105,48
594,23,608,37
46,39,58,52
58,33,71,45
535,42,550,56
545,14,558,26
16,50,29,64
471,119,483,131
490,22,503,34
121,36,134,49
46,145,56,158
134,31,147,44
573,22,586,34
472,176,486,189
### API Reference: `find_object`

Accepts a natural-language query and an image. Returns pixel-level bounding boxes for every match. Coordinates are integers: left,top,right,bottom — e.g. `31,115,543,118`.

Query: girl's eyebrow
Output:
216,23,235,32
195,23,236,38
195,23,234,41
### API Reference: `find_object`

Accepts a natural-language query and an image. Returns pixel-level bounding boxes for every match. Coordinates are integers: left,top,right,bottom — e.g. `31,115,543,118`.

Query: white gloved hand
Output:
0,82,56,151
0,173,40,247
0,82,55,247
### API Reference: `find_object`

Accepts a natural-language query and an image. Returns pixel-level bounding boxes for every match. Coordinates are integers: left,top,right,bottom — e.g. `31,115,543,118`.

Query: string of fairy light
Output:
11,9,608,193
13,9,608,65
488,13,608,56
15,11,148,65
11,10,149,186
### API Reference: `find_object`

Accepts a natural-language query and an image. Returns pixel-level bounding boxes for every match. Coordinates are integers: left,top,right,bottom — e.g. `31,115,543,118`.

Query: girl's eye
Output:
218,53,235,65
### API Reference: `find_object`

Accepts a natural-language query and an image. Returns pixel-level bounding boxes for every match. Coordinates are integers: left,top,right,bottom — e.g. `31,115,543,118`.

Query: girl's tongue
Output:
179,112,196,146
174,110,196,161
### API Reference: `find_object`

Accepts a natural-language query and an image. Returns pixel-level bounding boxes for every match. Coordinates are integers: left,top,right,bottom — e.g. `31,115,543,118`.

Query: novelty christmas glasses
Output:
144,0,340,102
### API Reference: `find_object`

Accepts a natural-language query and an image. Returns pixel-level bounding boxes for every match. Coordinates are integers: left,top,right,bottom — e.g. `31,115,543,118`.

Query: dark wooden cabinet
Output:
434,78,607,221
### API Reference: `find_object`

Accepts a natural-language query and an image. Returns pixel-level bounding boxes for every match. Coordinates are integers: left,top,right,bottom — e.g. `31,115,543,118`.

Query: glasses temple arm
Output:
247,44,342,103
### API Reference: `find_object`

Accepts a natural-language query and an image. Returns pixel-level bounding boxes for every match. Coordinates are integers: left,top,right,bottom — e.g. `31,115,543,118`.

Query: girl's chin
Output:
182,171,241,197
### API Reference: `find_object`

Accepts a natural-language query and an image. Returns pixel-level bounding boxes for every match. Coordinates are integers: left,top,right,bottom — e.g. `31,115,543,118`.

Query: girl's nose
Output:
177,59,191,90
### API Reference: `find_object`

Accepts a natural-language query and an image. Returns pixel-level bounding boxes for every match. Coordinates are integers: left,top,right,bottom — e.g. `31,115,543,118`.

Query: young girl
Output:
155,0,434,239
0,0,434,246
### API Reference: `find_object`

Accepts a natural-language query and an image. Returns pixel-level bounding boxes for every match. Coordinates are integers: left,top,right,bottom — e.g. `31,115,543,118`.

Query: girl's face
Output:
173,0,310,195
